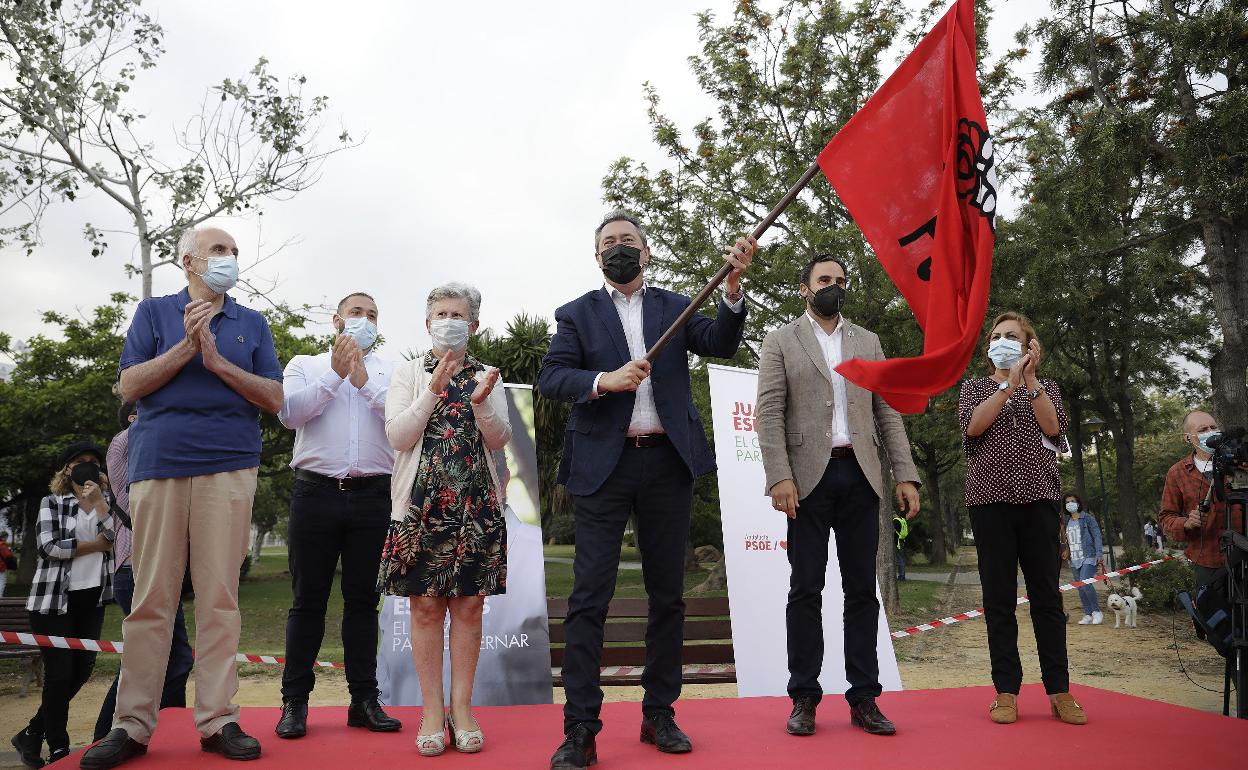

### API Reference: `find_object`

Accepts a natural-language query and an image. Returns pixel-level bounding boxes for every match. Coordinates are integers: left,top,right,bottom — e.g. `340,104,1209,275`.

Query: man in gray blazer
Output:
755,254,921,738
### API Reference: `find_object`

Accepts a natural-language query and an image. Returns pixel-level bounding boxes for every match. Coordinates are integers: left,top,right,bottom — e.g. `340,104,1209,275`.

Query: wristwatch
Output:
1029,384,1047,400
997,380,1011,393
101,528,116,543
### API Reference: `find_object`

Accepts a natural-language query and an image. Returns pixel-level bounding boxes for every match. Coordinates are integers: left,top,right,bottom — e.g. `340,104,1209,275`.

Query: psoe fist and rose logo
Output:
743,534,787,553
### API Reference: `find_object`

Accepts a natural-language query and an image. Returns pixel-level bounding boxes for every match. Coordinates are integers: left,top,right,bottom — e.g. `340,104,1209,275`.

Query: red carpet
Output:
71,685,1244,769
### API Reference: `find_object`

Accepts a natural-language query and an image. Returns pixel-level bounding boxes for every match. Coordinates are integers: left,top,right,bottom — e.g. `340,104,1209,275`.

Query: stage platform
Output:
69,684,1244,769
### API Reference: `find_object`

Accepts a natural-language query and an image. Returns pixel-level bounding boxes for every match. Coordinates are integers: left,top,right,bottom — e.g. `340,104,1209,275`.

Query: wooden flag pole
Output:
644,158,824,362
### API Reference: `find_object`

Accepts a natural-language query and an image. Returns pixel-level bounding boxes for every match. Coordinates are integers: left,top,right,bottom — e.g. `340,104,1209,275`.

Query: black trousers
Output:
562,442,693,735
28,586,104,751
281,478,391,701
970,500,1069,695
786,457,882,706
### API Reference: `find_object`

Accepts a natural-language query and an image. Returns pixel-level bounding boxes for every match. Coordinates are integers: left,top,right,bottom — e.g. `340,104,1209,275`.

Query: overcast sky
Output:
0,0,1046,363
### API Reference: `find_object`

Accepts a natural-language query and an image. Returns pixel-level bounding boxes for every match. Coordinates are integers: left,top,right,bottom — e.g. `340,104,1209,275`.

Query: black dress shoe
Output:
550,724,597,769
849,699,897,735
79,728,147,769
640,710,692,754
275,698,308,739
10,727,44,768
347,698,402,732
201,722,261,761
786,697,818,736
45,748,70,764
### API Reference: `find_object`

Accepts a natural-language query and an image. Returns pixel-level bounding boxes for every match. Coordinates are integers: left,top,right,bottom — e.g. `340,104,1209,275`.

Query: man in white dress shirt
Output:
274,292,402,739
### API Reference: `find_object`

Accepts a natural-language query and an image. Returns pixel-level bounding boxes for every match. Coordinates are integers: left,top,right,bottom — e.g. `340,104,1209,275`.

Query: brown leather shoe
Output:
988,693,1017,724
1050,693,1087,725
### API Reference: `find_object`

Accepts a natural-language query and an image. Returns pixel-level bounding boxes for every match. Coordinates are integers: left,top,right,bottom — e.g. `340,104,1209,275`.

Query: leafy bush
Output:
1117,545,1193,610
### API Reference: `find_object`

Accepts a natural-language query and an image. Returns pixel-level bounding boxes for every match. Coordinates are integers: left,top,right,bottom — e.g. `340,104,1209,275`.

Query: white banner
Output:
707,364,903,698
377,385,554,706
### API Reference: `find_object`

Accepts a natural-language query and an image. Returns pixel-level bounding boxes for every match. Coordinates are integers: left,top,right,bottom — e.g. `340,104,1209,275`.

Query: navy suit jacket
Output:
536,286,747,497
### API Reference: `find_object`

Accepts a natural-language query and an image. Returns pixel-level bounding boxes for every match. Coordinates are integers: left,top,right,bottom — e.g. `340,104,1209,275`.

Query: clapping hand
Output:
347,343,368,389
471,367,501,406
1022,338,1041,382
330,335,356,379
183,300,212,351
429,349,464,396
197,322,225,373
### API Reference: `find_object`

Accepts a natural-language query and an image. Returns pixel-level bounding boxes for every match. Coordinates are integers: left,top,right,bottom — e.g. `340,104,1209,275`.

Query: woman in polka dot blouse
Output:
958,311,1086,727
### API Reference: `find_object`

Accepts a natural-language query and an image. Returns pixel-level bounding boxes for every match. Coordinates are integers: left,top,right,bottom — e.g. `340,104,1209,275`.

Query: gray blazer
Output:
755,315,920,501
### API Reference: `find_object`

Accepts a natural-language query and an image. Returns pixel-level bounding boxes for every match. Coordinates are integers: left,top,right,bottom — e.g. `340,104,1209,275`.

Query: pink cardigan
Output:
384,356,512,522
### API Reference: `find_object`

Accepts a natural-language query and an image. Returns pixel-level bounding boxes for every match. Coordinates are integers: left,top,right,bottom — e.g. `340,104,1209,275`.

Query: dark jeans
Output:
28,587,104,751
970,500,1070,695
93,566,193,740
563,442,693,735
281,478,390,702
786,457,882,706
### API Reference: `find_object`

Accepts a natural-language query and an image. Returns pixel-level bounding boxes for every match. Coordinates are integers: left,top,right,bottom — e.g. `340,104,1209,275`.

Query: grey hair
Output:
426,282,482,323
594,209,648,251
177,227,201,260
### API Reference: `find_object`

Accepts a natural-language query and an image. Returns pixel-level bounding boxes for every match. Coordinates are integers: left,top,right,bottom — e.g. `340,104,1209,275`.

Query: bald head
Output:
1182,410,1218,459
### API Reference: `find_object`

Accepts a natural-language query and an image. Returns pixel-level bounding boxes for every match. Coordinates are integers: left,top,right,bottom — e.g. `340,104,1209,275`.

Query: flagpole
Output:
644,158,823,362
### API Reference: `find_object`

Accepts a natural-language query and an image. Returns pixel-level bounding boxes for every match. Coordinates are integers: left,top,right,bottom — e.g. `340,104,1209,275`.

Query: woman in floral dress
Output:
381,282,511,756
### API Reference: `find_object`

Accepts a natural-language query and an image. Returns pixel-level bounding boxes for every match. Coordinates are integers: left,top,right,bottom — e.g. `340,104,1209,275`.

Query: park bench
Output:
548,596,736,686
0,597,43,696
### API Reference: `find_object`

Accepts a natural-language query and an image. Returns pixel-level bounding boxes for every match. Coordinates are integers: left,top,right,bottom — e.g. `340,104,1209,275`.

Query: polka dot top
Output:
959,377,1070,507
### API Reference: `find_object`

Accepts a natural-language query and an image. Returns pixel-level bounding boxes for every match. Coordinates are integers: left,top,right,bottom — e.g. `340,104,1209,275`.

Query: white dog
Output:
1106,586,1143,628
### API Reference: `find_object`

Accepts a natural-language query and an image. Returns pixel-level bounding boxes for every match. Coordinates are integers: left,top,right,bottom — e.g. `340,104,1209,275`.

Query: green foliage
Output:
1119,545,1194,611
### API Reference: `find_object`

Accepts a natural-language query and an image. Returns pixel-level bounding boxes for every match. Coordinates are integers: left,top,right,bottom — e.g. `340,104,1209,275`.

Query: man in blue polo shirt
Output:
84,226,284,769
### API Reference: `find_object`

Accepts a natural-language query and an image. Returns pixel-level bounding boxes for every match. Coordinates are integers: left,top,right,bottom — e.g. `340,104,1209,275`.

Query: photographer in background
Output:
1159,411,1245,595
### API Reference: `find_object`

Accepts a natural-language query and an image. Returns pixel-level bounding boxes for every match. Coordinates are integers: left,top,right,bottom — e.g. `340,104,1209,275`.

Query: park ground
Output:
0,545,1230,766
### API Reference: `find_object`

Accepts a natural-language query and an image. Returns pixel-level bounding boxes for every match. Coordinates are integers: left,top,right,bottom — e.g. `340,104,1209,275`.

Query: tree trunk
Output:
1066,391,1088,500
140,234,153,300
1206,217,1248,428
17,497,39,585
877,458,898,614
250,525,269,563
1112,397,1143,548
920,450,947,566
947,502,960,550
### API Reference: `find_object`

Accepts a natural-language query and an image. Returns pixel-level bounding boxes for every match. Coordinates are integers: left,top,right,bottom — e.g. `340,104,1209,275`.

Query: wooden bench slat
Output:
550,643,735,668
548,618,733,644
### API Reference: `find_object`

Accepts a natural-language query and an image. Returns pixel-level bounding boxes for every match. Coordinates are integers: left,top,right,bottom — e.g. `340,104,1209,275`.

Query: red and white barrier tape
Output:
0,556,1178,667
889,555,1177,640
0,630,344,669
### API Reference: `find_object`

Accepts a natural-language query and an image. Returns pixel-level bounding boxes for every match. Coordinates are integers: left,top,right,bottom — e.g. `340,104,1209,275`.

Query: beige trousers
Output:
114,467,258,742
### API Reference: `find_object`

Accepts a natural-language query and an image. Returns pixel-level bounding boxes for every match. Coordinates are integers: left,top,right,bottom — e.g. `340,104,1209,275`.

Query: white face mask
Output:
1065,501,1079,514
987,338,1023,370
189,255,239,294
429,318,470,353
340,317,378,350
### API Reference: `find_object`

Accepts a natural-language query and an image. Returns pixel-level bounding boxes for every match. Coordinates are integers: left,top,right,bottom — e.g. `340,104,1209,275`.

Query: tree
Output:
1029,0,1248,428
0,292,132,582
0,0,356,298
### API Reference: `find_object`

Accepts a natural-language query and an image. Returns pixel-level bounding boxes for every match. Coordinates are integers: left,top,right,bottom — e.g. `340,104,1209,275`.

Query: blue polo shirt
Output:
120,288,283,482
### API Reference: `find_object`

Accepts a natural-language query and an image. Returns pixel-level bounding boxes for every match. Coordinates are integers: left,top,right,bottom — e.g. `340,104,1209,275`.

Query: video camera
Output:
1207,428,1248,500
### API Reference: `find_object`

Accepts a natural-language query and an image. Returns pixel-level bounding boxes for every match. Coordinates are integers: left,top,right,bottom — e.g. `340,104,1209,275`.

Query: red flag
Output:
818,0,996,413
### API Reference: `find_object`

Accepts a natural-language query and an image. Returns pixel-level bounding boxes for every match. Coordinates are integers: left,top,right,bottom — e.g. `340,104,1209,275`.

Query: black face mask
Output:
599,244,643,285
808,284,846,318
70,461,101,487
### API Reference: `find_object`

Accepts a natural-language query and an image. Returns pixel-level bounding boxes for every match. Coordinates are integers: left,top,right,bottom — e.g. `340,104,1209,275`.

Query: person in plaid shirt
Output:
1159,411,1246,591
11,442,117,767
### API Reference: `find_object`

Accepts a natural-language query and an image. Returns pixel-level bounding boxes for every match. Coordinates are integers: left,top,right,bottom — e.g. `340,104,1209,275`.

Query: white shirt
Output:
806,311,853,447
1065,519,1085,562
279,348,395,478
591,284,744,436
68,504,105,591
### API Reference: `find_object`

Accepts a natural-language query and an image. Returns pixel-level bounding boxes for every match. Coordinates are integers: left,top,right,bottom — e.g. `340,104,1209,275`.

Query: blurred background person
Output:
1061,492,1104,625
0,529,15,597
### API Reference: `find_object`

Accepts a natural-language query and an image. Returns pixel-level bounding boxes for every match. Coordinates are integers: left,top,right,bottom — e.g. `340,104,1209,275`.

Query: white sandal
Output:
415,720,447,757
447,712,484,753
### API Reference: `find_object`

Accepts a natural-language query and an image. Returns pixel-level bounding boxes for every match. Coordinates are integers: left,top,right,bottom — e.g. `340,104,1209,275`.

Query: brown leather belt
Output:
829,446,854,459
625,434,670,449
295,468,391,492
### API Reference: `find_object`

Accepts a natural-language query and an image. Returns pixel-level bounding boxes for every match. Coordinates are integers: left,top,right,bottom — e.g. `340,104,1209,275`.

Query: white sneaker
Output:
1077,615,1093,625
1092,611,1104,625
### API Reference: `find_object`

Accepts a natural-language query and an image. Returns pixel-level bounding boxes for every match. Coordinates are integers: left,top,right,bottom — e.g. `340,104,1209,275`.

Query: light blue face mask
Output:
1197,430,1221,455
429,318,470,353
190,255,239,294
341,317,378,350
987,338,1023,370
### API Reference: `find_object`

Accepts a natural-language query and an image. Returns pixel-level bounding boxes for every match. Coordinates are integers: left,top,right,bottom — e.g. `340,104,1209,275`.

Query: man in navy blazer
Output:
538,210,756,769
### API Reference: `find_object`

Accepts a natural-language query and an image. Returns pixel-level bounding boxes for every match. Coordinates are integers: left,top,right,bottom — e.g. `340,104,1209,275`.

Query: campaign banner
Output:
377,384,554,706
707,364,903,698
